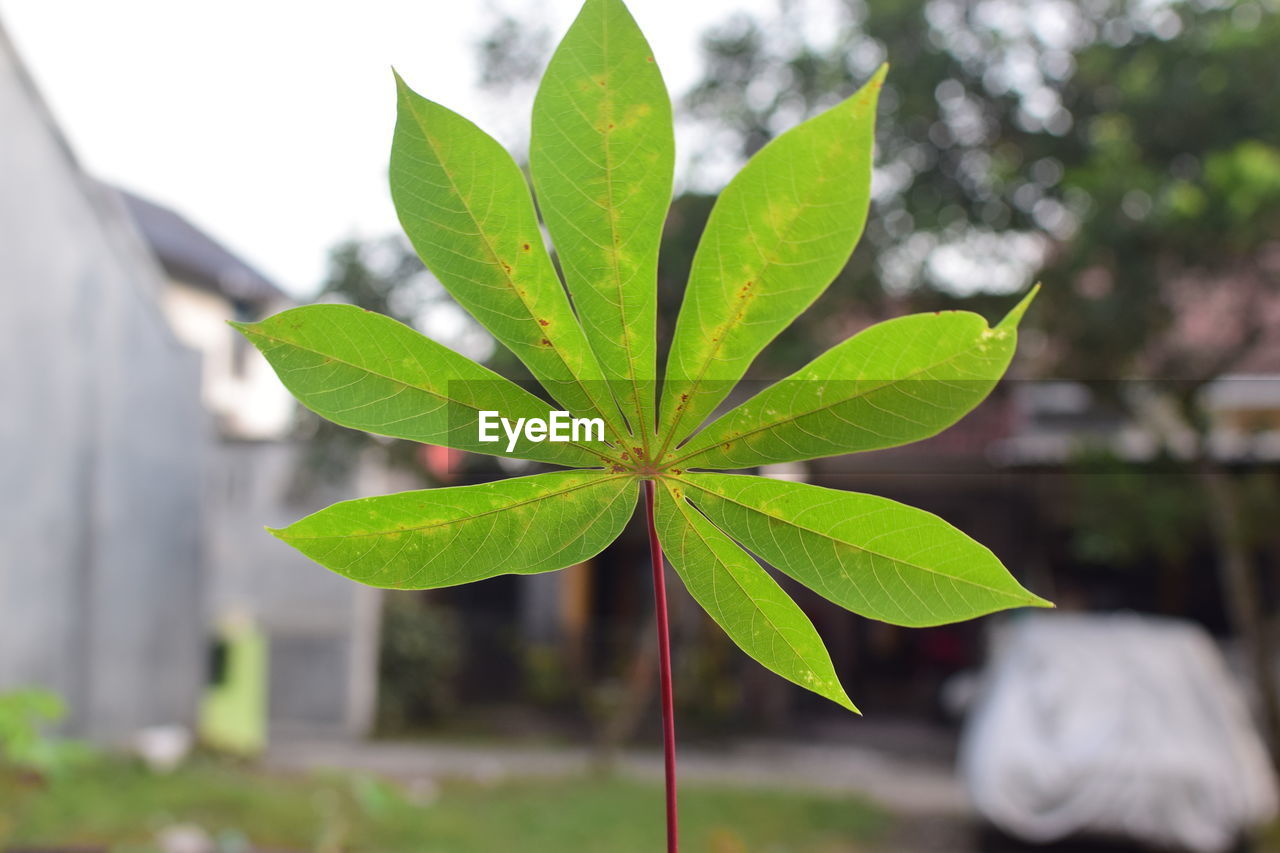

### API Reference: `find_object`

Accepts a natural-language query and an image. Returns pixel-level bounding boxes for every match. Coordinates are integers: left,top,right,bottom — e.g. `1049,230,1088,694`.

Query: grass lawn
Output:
0,757,888,852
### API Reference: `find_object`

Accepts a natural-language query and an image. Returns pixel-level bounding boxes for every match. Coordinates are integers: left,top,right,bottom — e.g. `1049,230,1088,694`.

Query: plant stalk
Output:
643,479,679,852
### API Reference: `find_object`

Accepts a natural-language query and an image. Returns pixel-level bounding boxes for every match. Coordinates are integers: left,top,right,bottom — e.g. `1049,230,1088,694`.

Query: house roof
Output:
118,188,286,304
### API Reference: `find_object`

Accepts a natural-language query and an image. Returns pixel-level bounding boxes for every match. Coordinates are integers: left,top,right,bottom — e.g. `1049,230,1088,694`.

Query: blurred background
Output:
2,0,1279,850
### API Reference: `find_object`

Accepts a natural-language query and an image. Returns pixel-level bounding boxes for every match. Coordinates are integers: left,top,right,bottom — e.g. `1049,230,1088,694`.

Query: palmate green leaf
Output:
390,73,627,441
272,470,635,589
655,480,856,711
531,0,673,453
675,473,1051,627
234,0,1054,719
234,305,614,468
671,289,1037,470
656,65,886,458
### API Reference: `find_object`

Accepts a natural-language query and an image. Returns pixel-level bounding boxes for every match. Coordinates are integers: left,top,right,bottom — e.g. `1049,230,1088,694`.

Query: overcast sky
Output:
1,0,772,297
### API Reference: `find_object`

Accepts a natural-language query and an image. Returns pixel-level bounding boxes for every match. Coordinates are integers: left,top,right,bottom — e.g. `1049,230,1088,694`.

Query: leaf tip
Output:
998,282,1040,331
850,63,889,109
832,689,861,715
824,677,860,714
391,67,418,103
1028,591,1056,610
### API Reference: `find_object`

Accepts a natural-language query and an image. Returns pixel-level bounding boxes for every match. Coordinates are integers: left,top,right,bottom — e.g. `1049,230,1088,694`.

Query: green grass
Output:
0,758,888,852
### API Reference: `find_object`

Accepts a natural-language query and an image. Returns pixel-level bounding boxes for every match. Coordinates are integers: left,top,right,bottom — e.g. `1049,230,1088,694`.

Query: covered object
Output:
960,612,1277,852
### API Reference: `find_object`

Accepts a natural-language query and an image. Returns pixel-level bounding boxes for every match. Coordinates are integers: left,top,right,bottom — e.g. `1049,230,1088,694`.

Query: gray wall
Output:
0,24,206,740
205,441,382,738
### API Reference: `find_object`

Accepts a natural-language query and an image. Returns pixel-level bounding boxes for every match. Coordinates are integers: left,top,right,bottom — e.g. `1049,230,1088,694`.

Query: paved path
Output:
267,737,970,818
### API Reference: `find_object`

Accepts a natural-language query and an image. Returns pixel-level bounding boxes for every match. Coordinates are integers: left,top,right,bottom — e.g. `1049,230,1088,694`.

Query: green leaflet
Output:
657,66,886,457
672,290,1036,470
531,0,673,452
390,74,627,441
272,471,636,589
235,305,612,468
676,472,1051,627
655,480,856,711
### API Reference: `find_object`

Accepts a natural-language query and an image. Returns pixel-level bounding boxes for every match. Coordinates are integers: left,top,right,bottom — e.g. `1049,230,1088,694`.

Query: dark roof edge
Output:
116,187,288,305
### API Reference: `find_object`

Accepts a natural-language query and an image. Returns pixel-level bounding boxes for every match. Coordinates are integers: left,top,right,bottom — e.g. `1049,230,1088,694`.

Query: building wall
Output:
203,440,383,738
0,19,383,742
161,279,294,440
163,279,383,738
0,25,205,739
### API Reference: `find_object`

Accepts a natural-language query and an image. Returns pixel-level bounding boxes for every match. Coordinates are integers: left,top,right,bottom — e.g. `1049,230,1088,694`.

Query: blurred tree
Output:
685,0,1280,338
476,5,552,95
377,592,464,731
1068,448,1280,617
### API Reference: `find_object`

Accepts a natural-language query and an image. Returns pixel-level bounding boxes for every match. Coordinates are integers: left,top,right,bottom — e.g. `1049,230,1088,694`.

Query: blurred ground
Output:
265,726,1277,852
6,728,1276,850
267,733,967,817
1,756,889,852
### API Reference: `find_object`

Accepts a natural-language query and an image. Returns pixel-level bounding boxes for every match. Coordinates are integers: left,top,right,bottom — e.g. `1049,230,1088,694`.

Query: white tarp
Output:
960,612,1277,852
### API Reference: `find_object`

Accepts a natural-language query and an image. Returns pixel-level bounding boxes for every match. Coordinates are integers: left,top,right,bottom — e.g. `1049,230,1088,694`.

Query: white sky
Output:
1,0,771,297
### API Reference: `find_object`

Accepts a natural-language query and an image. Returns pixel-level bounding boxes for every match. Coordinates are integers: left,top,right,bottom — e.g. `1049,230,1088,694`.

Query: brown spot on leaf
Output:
538,318,550,326
540,338,552,346
522,243,531,251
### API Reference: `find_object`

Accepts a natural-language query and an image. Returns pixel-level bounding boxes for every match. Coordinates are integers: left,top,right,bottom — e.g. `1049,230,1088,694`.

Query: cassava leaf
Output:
235,304,614,467
671,289,1037,470
675,472,1051,627
235,0,1054,724
272,470,636,589
655,480,856,711
390,73,627,440
657,66,886,457
531,0,673,452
